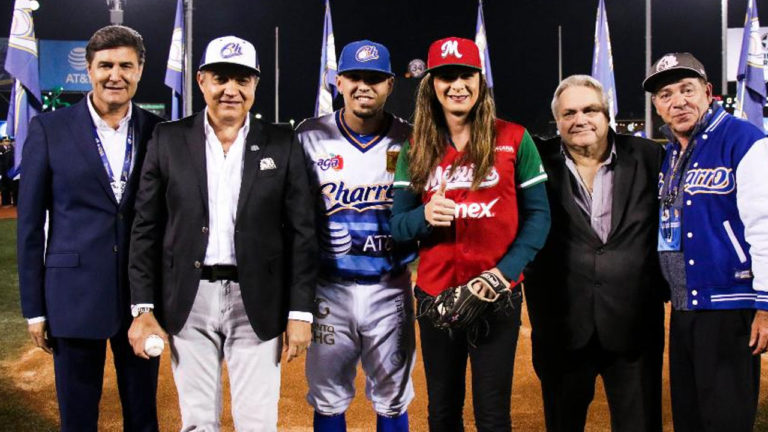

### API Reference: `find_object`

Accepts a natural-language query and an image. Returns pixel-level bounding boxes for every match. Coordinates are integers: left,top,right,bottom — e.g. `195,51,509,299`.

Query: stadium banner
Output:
39,39,90,91
728,27,768,82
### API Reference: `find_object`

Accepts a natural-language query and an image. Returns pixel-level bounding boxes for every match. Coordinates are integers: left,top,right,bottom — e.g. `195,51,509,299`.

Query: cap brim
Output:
643,67,705,92
425,63,483,74
337,67,394,77
199,62,261,76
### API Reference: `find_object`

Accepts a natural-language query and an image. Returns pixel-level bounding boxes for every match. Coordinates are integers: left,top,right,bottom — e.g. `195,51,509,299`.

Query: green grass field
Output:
0,219,57,431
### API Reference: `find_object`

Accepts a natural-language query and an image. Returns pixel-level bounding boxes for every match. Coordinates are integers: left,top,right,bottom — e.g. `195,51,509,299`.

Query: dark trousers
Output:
417,290,522,432
51,326,160,432
669,309,760,432
531,333,663,432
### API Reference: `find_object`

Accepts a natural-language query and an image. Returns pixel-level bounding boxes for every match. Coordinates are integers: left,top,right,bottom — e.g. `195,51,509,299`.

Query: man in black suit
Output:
17,26,161,431
127,36,316,431
524,75,667,432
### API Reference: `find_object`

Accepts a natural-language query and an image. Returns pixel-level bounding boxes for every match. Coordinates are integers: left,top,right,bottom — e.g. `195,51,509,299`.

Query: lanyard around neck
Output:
92,120,134,198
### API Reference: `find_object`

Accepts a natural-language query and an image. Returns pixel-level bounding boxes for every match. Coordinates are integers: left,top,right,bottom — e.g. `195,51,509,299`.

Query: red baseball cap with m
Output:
426,37,482,73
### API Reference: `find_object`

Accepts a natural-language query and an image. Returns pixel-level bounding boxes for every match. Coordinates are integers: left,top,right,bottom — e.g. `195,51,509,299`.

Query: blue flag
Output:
314,0,337,117
591,0,618,128
165,0,184,120
5,0,41,178
736,0,766,133
475,0,494,91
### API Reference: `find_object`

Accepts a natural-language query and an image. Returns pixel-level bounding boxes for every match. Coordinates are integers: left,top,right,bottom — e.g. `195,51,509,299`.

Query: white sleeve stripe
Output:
518,173,548,189
393,180,411,188
736,137,768,292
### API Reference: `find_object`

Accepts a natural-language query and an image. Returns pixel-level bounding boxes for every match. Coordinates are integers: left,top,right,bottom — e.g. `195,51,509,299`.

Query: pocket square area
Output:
260,158,277,170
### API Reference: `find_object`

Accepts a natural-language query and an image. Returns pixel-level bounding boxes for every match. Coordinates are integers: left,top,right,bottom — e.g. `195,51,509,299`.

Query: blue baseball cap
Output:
337,40,394,76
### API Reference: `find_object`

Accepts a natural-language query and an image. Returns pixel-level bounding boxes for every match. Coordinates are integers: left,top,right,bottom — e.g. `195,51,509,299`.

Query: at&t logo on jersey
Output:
684,167,735,195
455,197,500,219
355,45,380,62
426,165,500,191
320,181,393,214
316,154,344,171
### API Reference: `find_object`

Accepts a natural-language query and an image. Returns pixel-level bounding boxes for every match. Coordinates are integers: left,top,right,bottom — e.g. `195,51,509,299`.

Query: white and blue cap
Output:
337,40,394,76
199,35,260,75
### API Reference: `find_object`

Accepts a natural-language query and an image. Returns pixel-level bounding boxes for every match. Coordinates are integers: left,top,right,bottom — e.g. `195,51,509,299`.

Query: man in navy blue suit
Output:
17,25,162,432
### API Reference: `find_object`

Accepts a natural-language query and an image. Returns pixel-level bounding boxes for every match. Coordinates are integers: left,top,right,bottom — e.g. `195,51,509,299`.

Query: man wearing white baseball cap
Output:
128,35,316,431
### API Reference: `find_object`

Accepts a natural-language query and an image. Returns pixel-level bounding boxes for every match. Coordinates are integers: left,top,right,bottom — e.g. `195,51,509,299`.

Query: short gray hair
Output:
550,74,610,119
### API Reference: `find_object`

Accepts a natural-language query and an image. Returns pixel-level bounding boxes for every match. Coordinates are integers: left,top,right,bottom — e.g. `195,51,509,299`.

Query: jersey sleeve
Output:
393,140,412,189
516,130,548,189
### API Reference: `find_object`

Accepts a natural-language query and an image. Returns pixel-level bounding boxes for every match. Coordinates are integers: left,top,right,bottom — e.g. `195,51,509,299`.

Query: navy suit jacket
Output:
17,99,162,339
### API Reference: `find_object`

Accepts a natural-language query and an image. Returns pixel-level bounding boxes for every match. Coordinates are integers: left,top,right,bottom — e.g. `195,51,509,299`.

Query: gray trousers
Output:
170,280,281,432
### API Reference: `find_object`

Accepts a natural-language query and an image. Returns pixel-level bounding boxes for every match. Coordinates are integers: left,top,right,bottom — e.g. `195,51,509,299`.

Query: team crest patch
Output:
220,42,243,58
355,45,380,62
441,40,463,59
316,154,344,171
655,54,678,72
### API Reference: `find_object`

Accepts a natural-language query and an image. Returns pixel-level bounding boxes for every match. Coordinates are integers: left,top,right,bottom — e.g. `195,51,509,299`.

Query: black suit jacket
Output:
129,112,317,340
17,99,162,338
524,132,668,352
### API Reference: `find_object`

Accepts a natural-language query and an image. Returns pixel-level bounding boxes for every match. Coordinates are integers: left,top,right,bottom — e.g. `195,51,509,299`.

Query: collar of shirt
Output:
559,133,618,168
86,92,132,133
203,108,251,151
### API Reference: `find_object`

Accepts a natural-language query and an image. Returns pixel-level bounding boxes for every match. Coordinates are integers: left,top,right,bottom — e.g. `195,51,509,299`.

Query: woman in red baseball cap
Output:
391,37,551,432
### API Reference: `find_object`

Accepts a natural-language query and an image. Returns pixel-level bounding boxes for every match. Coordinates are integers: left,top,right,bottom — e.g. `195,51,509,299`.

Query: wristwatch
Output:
131,305,153,318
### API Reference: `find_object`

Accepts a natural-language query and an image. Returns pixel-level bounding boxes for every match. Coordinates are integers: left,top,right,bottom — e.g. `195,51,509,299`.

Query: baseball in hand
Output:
144,334,165,357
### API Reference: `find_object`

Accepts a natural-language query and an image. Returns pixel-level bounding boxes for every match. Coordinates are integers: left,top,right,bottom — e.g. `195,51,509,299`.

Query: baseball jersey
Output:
297,110,417,279
393,119,547,296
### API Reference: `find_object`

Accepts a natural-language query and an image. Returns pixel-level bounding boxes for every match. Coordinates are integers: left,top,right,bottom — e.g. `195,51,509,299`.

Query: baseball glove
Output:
422,271,509,331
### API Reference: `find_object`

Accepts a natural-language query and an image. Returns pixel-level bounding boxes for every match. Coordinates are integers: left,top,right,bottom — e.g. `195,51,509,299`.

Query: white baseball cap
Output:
199,35,260,75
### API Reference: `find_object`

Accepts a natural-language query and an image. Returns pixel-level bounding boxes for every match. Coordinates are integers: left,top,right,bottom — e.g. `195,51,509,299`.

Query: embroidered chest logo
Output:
684,167,734,195
441,40,463,59
426,164,500,191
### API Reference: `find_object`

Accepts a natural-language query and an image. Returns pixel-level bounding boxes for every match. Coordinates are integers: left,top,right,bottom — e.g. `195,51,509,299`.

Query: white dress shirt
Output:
203,109,247,265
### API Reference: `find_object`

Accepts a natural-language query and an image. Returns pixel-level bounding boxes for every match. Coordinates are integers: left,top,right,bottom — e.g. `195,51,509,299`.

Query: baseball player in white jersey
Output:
297,40,416,432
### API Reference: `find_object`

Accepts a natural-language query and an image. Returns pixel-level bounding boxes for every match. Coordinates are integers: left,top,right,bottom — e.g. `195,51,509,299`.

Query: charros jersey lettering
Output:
297,111,416,279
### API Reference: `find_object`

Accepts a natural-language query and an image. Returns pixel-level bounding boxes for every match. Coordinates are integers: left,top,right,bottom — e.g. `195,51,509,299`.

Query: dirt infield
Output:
4,305,768,431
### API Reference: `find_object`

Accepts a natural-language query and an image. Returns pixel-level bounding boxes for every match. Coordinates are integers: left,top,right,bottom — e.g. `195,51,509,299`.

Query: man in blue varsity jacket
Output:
644,52,768,432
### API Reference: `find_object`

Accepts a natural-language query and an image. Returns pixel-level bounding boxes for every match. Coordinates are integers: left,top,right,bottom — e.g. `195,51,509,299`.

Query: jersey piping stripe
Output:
335,109,393,153
393,180,411,188
518,173,548,189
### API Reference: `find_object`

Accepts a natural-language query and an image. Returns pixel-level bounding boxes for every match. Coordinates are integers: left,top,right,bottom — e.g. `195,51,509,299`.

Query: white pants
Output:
170,280,281,432
305,271,416,416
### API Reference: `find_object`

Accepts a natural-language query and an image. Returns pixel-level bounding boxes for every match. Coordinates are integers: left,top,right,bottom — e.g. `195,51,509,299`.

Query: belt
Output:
201,265,239,282
320,267,407,286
